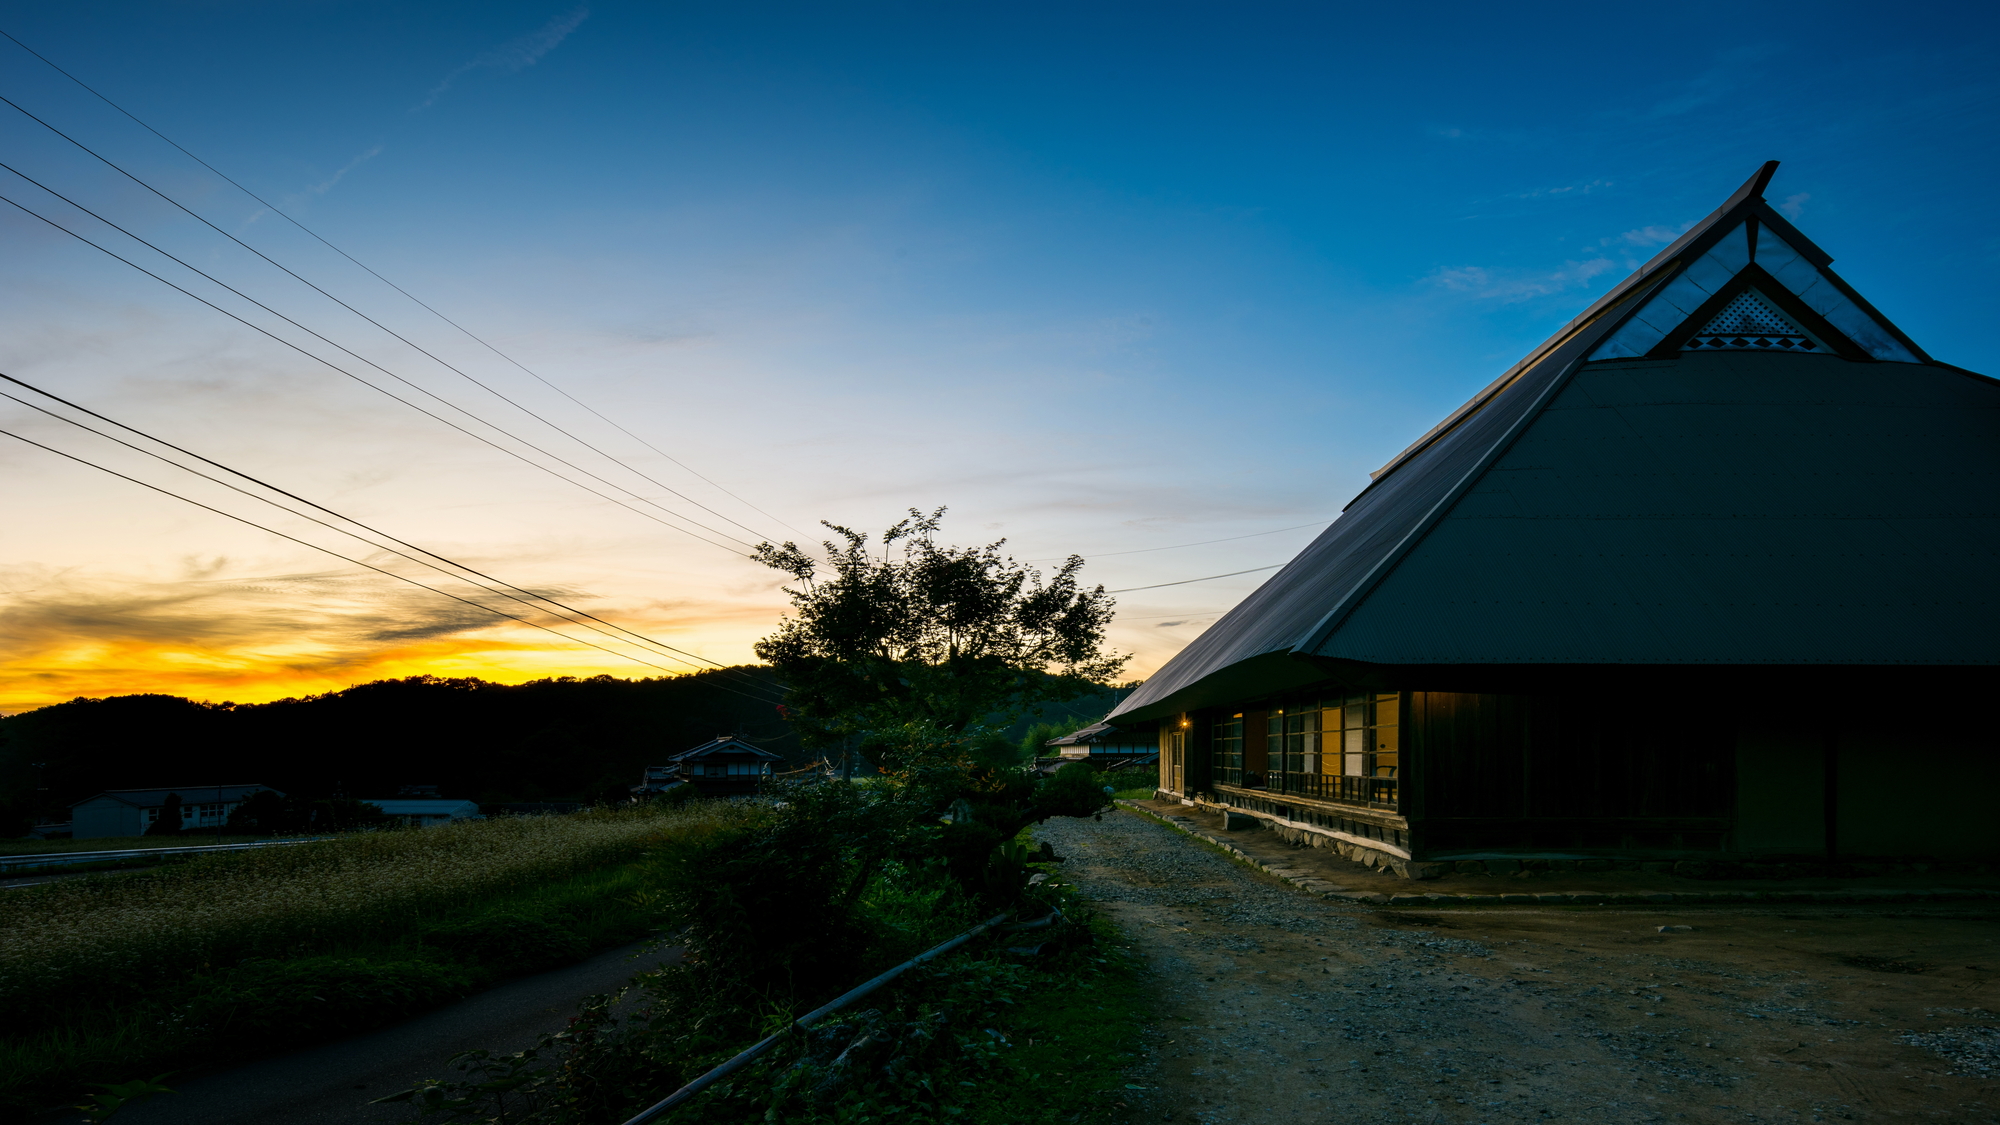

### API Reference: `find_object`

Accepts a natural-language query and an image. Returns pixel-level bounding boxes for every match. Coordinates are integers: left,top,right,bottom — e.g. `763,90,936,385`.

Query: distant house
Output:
1037,721,1159,776
644,735,784,797
630,764,683,799
364,798,483,827
1045,721,1159,760
69,785,280,839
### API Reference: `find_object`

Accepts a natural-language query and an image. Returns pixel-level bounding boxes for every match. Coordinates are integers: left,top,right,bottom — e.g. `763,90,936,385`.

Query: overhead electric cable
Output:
1023,520,1330,563
0,88,778,545
0,425,787,706
0,161,755,552
0,424,693,675
1105,565,1283,593
0,27,803,539
0,378,777,692
0,180,753,556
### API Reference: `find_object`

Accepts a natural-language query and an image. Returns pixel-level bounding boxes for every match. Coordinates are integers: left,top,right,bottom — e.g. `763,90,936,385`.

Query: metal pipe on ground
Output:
617,911,1011,1125
0,837,328,872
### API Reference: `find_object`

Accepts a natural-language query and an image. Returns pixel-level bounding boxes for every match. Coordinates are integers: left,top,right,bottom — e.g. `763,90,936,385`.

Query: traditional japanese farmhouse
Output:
1113,163,1999,875
1046,721,1159,761
657,735,785,797
1035,721,1159,776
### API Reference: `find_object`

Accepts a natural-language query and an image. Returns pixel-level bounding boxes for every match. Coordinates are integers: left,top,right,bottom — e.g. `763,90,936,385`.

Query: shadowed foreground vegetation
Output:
386,774,1151,1125
0,804,724,1118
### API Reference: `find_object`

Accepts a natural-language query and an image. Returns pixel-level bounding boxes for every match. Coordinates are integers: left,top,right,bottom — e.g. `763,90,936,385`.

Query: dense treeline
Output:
0,669,799,835
0,672,1126,836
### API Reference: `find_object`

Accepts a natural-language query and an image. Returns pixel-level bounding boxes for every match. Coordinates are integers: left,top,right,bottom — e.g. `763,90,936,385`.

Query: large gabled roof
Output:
1111,164,1999,723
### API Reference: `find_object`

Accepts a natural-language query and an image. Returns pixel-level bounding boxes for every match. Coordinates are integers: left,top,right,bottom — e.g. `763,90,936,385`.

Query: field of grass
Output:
0,804,733,1118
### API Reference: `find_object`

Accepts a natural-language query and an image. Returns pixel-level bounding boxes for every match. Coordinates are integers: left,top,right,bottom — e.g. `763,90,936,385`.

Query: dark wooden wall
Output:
1242,709,1268,781
1408,691,1733,854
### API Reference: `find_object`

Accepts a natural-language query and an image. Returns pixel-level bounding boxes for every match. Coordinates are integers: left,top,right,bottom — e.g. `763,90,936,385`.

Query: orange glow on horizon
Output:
0,628,750,713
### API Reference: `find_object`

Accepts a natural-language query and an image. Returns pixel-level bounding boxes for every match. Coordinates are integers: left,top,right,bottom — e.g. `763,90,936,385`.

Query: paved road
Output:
89,941,680,1125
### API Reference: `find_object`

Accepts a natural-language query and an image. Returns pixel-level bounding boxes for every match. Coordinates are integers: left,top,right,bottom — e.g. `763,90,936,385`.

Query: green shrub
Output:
1034,761,1113,820
641,789,866,1011
185,956,474,1048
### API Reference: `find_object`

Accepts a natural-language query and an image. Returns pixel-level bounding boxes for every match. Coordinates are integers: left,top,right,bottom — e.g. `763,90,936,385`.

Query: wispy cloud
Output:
415,7,591,112
1778,192,1810,220
277,145,385,211
1506,179,1613,201
1427,257,1619,303
1619,225,1683,246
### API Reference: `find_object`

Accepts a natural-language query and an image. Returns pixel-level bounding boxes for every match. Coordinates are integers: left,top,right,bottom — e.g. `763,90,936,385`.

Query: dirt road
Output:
59,941,681,1125
1034,809,1998,1125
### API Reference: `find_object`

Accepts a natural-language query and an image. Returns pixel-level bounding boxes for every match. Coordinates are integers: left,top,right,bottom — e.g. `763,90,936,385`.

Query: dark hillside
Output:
0,668,796,834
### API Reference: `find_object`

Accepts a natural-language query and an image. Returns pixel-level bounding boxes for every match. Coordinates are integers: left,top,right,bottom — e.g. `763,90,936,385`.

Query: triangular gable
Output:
1683,289,1824,352
1372,164,1927,490
1586,182,1924,364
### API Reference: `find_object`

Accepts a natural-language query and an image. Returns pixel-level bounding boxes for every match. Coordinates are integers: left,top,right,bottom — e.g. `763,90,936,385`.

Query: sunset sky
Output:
1,1,1995,712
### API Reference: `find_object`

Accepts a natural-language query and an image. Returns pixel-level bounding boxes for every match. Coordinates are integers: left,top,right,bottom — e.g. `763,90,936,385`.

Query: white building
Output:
68,785,279,839
363,798,483,827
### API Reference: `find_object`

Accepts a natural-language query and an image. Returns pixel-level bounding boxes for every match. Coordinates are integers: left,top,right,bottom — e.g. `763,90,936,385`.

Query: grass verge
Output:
387,834,1154,1125
0,805,730,1119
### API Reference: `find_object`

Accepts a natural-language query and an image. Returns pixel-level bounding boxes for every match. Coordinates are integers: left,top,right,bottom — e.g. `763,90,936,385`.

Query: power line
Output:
0,425,661,672
0,30,793,704
0,25,803,540
0,372,779,696
1022,520,1331,563
0,179,754,557
1105,565,1283,594
0,160,755,553
0,88,780,546
0,425,787,706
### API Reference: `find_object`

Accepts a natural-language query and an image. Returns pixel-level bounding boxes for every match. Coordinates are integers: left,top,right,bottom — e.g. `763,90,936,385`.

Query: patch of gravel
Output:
1032,808,2000,1125
1037,814,1491,955
1038,814,1355,928
1900,1026,2000,1077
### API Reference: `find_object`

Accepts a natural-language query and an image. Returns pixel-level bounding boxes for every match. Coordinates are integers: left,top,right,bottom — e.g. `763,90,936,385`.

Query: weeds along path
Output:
62,940,682,1125
3,806,728,1119
1033,809,1999,1125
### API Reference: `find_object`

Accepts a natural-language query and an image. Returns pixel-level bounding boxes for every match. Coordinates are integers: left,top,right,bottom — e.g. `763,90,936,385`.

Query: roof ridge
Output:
1367,162,1782,487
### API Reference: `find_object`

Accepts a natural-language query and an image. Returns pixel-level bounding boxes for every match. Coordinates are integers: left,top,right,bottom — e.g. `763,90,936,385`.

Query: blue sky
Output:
0,1,1993,706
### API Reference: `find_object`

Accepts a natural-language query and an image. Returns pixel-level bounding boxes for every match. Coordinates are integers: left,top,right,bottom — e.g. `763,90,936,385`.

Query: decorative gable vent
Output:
1683,289,1822,352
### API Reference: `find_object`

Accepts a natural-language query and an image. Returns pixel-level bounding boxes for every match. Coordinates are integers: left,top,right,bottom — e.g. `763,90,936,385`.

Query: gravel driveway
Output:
1035,809,1999,1125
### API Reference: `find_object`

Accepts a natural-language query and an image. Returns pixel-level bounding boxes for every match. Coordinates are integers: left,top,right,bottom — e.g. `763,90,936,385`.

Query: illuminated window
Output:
1322,693,1401,778
1267,708,1321,777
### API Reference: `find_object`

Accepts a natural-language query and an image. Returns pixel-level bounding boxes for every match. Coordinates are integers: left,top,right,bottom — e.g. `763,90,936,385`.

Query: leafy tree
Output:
752,507,1126,768
143,792,183,837
311,798,390,833
225,790,303,835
